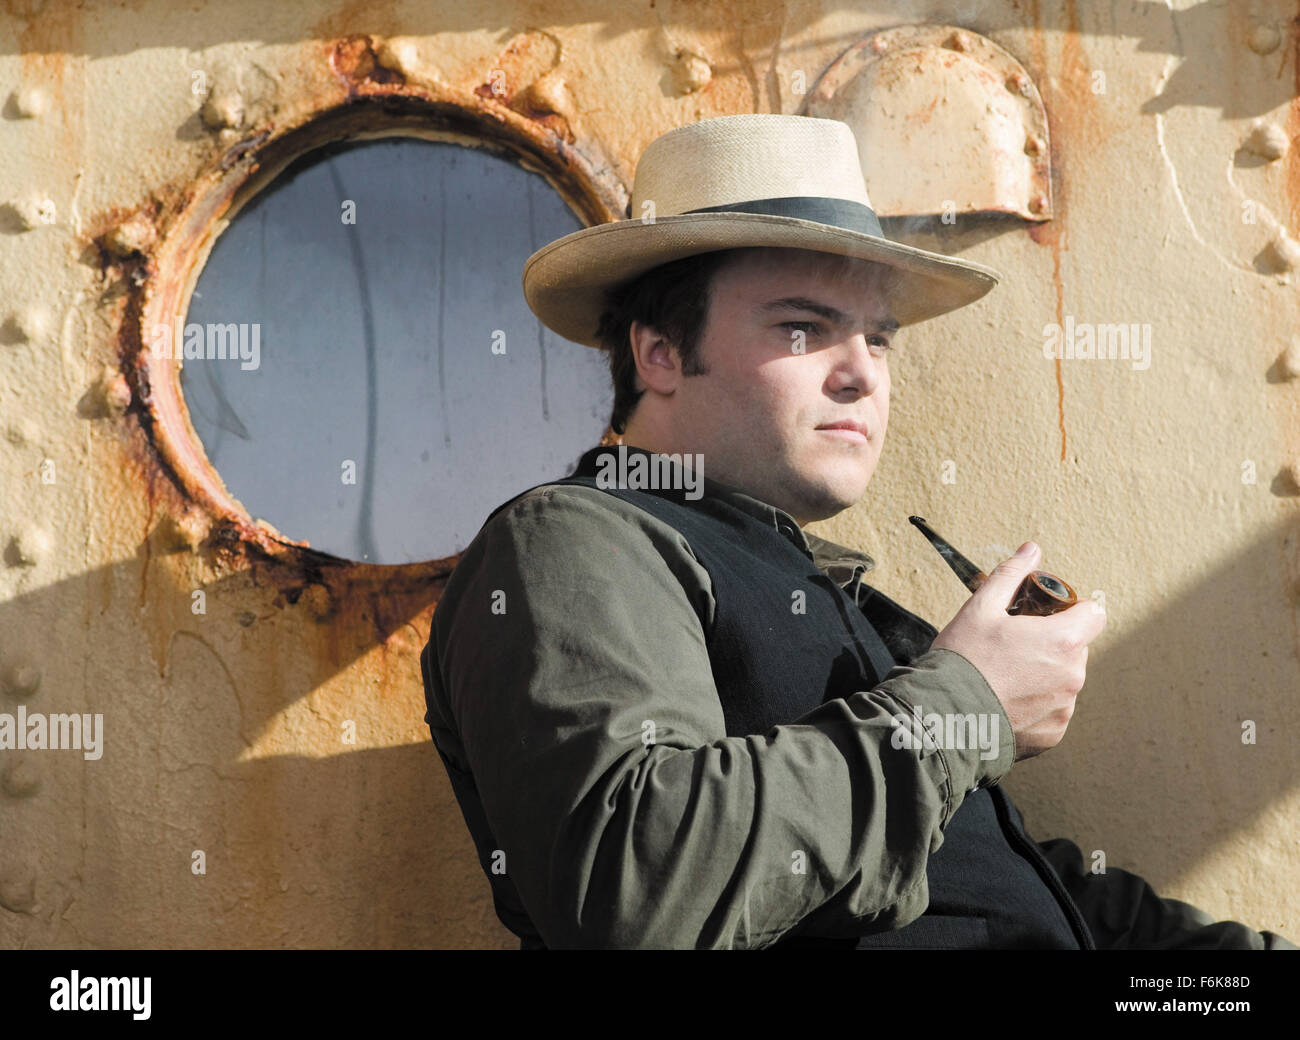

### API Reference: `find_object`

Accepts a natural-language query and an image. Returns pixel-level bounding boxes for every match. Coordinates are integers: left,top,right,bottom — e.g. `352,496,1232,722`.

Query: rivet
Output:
151,511,208,553
1244,120,1290,161
238,610,257,628
1280,338,1300,380
3,194,46,231
1,758,41,798
2,662,42,700
104,213,155,258
4,418,41,447
0,871,36,915
1024,134,1046,157
1006,72,1030,96
13,85,47,118
521,69,572,113
200,87,245,130
945,31,971,52
8,524,53,567
375,36,421,78
95,364,131,416
19,305,49,341
1246,24,1281,55
1029,193,1049,214
870,37,889,54
670,51,712,95
6,304,50,343
1265,228,1300,272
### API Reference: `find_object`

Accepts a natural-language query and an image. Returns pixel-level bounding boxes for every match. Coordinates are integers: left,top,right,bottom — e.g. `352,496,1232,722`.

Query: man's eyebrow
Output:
757,297,899,333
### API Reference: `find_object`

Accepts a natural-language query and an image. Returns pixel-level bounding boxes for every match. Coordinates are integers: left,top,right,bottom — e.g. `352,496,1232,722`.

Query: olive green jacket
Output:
422,476,1296,950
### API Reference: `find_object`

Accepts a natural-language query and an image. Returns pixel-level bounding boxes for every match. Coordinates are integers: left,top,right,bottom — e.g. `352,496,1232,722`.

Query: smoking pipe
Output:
908,516,1078,617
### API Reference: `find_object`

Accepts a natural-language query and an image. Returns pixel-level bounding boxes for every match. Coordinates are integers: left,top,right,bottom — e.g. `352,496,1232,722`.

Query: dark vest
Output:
494,452,1094,949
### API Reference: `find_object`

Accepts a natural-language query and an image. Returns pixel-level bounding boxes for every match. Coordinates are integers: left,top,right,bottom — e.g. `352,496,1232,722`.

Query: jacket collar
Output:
803,531,877,584
569,443,940,662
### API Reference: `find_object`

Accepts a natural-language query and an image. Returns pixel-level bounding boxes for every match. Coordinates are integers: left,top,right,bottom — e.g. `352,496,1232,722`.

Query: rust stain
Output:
1052,0,1092,464
908,92,941,126
1057,0,1106,152
15,0,84,260
310,0,401,43
76,42,629,677
1287,7,1300,232
15,3,71,96
140,457,156,614
1050,238,1067,462
330,34,406,92
1021,0,1107,463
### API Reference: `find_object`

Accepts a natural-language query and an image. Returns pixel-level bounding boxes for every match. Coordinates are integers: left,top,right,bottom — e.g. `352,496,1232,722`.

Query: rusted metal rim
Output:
126,89,628,579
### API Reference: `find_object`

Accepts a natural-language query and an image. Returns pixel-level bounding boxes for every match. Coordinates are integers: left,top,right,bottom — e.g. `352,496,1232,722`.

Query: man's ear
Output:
629,320,682,397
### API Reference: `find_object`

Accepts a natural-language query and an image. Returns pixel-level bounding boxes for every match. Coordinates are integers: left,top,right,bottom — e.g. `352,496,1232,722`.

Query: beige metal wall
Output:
0,0,1296,949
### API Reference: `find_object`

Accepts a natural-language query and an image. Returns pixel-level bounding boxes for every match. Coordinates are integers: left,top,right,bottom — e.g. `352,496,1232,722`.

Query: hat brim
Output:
522,211,1001,348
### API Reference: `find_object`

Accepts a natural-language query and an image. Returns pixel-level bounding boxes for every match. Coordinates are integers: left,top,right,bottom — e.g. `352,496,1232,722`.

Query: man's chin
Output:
796,476,872,523
818,458,874,498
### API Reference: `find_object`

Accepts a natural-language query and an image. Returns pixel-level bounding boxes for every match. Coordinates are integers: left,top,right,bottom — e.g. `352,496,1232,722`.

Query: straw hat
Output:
521,113,1002,348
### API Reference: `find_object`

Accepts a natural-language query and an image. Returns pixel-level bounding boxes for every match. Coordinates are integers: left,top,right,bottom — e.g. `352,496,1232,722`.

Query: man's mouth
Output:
816,420,870,443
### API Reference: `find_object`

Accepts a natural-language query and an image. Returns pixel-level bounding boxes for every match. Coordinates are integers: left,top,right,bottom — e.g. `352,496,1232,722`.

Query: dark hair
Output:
593,250,737,435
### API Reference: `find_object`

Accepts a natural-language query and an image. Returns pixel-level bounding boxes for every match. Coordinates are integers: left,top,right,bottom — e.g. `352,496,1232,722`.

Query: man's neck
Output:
606,437,810,528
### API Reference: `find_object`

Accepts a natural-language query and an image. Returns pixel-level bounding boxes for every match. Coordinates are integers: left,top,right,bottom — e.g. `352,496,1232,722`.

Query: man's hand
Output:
929,542,1107,761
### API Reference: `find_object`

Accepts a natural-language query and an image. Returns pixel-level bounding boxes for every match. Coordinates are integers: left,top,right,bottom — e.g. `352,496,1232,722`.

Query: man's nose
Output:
825,333,883,398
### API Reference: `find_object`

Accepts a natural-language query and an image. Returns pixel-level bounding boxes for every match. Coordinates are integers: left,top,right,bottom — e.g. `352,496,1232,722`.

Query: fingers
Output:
977,542,1042,612
1070,596,1108,641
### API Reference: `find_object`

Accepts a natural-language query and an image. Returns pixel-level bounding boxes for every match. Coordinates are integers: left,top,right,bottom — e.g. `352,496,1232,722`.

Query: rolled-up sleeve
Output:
426,484,1015,949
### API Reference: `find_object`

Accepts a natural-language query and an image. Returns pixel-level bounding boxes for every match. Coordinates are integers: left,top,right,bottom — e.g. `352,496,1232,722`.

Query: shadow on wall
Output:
1002,514,1300,907
0,511,1295,947
0,540,503,949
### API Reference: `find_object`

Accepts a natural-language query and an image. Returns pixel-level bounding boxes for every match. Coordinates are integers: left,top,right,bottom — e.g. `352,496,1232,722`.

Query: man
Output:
421,114,1295,950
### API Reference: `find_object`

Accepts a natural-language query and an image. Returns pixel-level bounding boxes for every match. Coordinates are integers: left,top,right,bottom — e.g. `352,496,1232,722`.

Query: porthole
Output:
172,135,613,564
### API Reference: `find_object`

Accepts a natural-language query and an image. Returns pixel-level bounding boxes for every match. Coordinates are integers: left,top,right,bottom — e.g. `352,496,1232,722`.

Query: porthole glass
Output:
179,137,613,563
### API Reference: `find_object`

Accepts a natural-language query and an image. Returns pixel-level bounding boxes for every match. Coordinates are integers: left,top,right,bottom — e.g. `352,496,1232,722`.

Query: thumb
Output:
976,541,1040,611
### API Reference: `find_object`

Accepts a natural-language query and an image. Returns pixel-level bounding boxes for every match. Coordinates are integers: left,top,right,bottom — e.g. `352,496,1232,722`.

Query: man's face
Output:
638,247,896,526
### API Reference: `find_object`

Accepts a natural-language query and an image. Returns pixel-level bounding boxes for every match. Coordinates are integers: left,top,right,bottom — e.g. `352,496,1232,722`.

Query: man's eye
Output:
869,336,893,351
783,321,820,335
